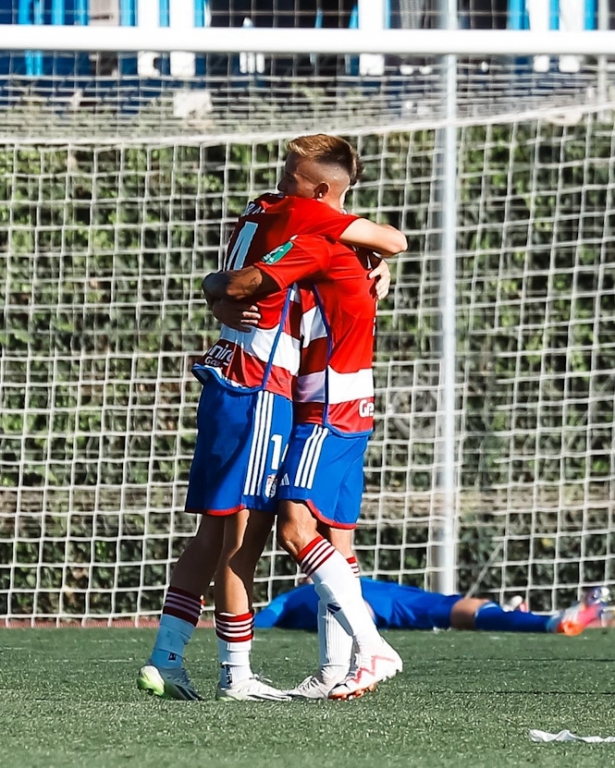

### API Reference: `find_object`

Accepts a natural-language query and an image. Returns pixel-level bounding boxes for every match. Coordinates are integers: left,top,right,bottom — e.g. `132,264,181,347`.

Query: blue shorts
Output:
185,378,293,515
276,423,369,529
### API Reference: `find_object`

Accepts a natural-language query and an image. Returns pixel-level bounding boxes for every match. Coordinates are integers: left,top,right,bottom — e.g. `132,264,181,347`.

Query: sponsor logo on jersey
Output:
359,399,374,418
280,473,290,487
203,341,234,368
262,240,294,265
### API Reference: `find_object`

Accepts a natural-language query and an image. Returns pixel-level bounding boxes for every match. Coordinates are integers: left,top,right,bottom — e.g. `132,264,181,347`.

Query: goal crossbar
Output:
2,26,615,57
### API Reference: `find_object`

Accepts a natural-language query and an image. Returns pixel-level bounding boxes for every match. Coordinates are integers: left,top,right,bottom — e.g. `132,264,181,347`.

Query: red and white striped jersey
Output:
257,238,377,435
193,194,358,398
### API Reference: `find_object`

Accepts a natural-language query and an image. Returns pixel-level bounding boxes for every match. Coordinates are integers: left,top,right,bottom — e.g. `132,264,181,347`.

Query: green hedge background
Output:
1,119,614,619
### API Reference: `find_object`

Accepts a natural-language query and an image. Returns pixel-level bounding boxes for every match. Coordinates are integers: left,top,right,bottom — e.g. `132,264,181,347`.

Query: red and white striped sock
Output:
347,556,361,580
298,537,380,653
163,587,202,624
318,556,360,679
215,611,254,687
150,587,201,669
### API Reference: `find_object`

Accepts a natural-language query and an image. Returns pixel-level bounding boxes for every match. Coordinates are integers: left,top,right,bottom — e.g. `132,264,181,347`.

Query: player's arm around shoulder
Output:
201,266,279,304
201,235,330,307
340,218,407,257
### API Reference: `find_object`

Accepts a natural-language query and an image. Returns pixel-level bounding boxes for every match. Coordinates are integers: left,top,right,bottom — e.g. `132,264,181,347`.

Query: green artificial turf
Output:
1,628,614,768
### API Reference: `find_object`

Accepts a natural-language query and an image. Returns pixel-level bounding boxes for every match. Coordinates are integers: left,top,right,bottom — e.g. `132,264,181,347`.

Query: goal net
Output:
1,31,614,624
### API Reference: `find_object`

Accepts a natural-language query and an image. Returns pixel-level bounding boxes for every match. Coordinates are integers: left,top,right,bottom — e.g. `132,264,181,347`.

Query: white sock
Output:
215,611,254,687
318,600,352,680
318,556,360,680
298,537,381,654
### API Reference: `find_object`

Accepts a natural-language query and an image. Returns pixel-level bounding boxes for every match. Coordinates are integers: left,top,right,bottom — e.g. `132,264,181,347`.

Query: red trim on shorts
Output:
184,504,246,516
306,499,357,530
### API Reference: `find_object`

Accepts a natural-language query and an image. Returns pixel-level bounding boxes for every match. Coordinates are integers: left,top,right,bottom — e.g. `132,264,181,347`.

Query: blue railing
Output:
0,1,603,115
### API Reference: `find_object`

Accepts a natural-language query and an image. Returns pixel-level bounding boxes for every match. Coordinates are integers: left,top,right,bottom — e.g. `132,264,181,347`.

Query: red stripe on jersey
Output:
223,347,297,398
288,294,304,331
295,398,375,434
297,336,328,372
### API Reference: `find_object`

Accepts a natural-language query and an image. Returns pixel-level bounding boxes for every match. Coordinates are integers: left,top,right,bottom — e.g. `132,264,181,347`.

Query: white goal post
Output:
3,26,615,56
1,20,614,624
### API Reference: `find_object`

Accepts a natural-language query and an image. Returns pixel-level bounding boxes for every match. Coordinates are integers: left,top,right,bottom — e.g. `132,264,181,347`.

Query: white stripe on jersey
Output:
295,425,329,489
294,371,326,403
300,305,327,348
221,324,301,375
295,367,373,404
244,391,273,496
327,368,374,403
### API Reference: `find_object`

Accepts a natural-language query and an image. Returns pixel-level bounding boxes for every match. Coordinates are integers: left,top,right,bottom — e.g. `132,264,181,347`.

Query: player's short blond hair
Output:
286,134,363,186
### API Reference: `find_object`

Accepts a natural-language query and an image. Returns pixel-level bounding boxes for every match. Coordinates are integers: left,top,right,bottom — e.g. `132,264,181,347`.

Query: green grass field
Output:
1,627,614,768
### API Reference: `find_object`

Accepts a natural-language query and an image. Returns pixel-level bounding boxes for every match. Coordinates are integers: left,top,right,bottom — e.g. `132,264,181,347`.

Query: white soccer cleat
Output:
216,675,291,702
286,671,347,701
328,641,403,701
137,663,202,701
503,595,529,613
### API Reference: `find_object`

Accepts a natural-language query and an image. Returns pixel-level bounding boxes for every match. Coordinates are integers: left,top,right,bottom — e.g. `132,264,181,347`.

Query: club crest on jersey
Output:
262,240,293,265
265,473,278,498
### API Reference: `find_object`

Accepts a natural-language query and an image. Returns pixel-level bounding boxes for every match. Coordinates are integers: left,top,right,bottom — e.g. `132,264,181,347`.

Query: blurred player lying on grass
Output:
256,580,611,637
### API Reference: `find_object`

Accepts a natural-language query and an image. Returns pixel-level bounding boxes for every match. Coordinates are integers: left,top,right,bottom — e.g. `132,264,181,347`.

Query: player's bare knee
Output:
275,516,308,559
277,500,317,559
450,598,488,630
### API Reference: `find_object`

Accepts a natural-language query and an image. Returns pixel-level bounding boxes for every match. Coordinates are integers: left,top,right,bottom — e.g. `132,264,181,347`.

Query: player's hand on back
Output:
211,299,261,332
368,257,391,301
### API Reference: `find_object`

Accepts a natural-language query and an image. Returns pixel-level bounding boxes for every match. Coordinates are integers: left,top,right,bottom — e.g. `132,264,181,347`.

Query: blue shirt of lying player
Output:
256,578,461,631
254,578,580,634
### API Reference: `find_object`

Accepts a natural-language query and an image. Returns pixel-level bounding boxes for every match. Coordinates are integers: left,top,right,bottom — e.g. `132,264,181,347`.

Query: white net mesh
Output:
1,46,615,624
1,48,614,138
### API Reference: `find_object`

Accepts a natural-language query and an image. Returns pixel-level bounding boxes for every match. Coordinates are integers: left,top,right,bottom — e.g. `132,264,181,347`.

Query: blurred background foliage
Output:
1,120,614,617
